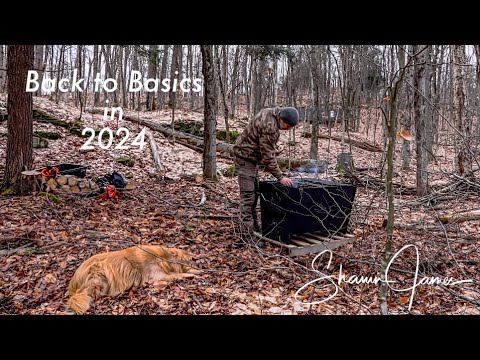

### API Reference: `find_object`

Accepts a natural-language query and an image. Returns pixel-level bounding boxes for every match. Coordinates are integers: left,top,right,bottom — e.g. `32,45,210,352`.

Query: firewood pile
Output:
44,174,138,194
44,174,101,193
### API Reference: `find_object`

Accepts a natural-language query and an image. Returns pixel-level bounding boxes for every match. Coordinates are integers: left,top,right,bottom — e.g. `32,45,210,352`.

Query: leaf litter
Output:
0,96,479,315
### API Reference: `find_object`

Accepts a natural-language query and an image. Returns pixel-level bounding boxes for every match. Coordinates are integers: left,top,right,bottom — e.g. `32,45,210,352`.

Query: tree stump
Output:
20,170,42,195
336,152,355,174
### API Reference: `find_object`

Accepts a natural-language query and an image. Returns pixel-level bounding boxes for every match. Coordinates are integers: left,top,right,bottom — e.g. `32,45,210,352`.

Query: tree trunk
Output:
34,45,44,97
215,46,230,142
379,46,407,315
0,45,5,92
401,46,414,170
146,45,158,111
169,45,181,108
200,45,217,179
305,46,325,160
75,45,84,113
230,45,240,119
55,45,65,104
452,45,472,177
2,45,34,194
414,45,429,195
158,45,169,109
93,45,100,107
253,54,267,115
475,45,480,140
243,47,251,118
187,45,194,109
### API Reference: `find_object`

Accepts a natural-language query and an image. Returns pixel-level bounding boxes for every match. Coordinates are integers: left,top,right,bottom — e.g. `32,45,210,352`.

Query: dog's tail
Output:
68,289,92,315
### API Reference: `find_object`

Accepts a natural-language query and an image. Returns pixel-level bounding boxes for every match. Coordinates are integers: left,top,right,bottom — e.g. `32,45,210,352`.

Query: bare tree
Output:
215,45,230,142
200,45,217,179
230,45,241,119
452,45,472,177
169,45,182,108
146,45,158,111
157,45,169,109
0,45,5,91
413,45,430,195
34,45,45,97
1,45,34,193
379,45,409,315
93,45,100,106
305,45,322,160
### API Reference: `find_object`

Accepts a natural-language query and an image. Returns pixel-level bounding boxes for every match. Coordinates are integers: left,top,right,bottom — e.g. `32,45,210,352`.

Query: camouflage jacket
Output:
233,106,283,180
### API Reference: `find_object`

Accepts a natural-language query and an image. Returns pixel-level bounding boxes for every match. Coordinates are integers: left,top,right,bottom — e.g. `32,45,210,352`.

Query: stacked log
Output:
43,175,100,193
42,175,138,193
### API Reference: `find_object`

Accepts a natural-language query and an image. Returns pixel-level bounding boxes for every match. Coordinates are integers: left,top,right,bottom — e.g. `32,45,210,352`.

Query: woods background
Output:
0,45,479,315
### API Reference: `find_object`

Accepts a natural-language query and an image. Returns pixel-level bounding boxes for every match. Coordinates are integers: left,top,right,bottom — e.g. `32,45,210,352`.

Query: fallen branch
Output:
164,212,232,220
145,129,162,172
439,210,480,224
87,108,234,158
196,191,207,207
317,133,383,152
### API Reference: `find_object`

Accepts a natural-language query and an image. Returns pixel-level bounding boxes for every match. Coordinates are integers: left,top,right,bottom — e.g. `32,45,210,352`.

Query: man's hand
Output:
280,177,294,186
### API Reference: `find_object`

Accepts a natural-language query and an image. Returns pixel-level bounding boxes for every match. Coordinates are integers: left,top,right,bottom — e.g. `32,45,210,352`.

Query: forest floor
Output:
0,96,479,315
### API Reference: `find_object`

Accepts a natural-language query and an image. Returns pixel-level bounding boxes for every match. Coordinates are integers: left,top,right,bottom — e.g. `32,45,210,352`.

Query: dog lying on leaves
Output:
68,245,200,314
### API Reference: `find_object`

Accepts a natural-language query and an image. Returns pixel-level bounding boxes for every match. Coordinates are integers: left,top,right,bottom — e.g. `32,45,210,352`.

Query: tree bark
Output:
230,45,241,119
0,45,5,92
215,46,230,142
93,45,100,107
379,46,408,315
200,45,217,179
2,45,34,194
168,45,181,108
414,45,429,195
305,45,321,160
158,45,169,109
146,45,158,111
452,45,472,177
34,45,44,97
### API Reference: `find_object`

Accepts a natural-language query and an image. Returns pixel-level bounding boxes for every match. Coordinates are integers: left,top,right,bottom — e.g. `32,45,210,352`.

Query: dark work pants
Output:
235,156,260,233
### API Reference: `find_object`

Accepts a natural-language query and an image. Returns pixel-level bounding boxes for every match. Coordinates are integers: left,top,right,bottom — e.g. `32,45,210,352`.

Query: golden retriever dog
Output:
68,245,200,314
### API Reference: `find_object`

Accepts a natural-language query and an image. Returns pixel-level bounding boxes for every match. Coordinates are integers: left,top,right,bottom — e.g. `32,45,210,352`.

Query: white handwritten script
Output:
294,244,473,311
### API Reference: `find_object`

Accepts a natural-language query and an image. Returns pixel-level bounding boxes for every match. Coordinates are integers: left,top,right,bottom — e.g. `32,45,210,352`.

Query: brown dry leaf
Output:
400,297,410,304
195,175,203,183
259,295,277,304
208,301,217,311
267,306,285,314
235,303,249,313
204,287,217,295
154,281,168,291
248,303,262,315
44,273,57,284
397,128,413,141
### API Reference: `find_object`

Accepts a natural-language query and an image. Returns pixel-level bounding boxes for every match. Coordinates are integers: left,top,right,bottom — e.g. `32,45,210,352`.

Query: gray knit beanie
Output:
278,107,299,126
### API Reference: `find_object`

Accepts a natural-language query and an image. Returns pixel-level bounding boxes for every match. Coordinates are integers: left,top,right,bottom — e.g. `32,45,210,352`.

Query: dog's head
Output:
168,248,192,262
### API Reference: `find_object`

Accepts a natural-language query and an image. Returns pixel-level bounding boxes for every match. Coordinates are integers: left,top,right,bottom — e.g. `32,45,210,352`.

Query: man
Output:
233,106,300,247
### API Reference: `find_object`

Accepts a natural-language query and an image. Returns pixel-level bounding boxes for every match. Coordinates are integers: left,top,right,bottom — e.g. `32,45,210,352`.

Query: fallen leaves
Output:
0,96,479,315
